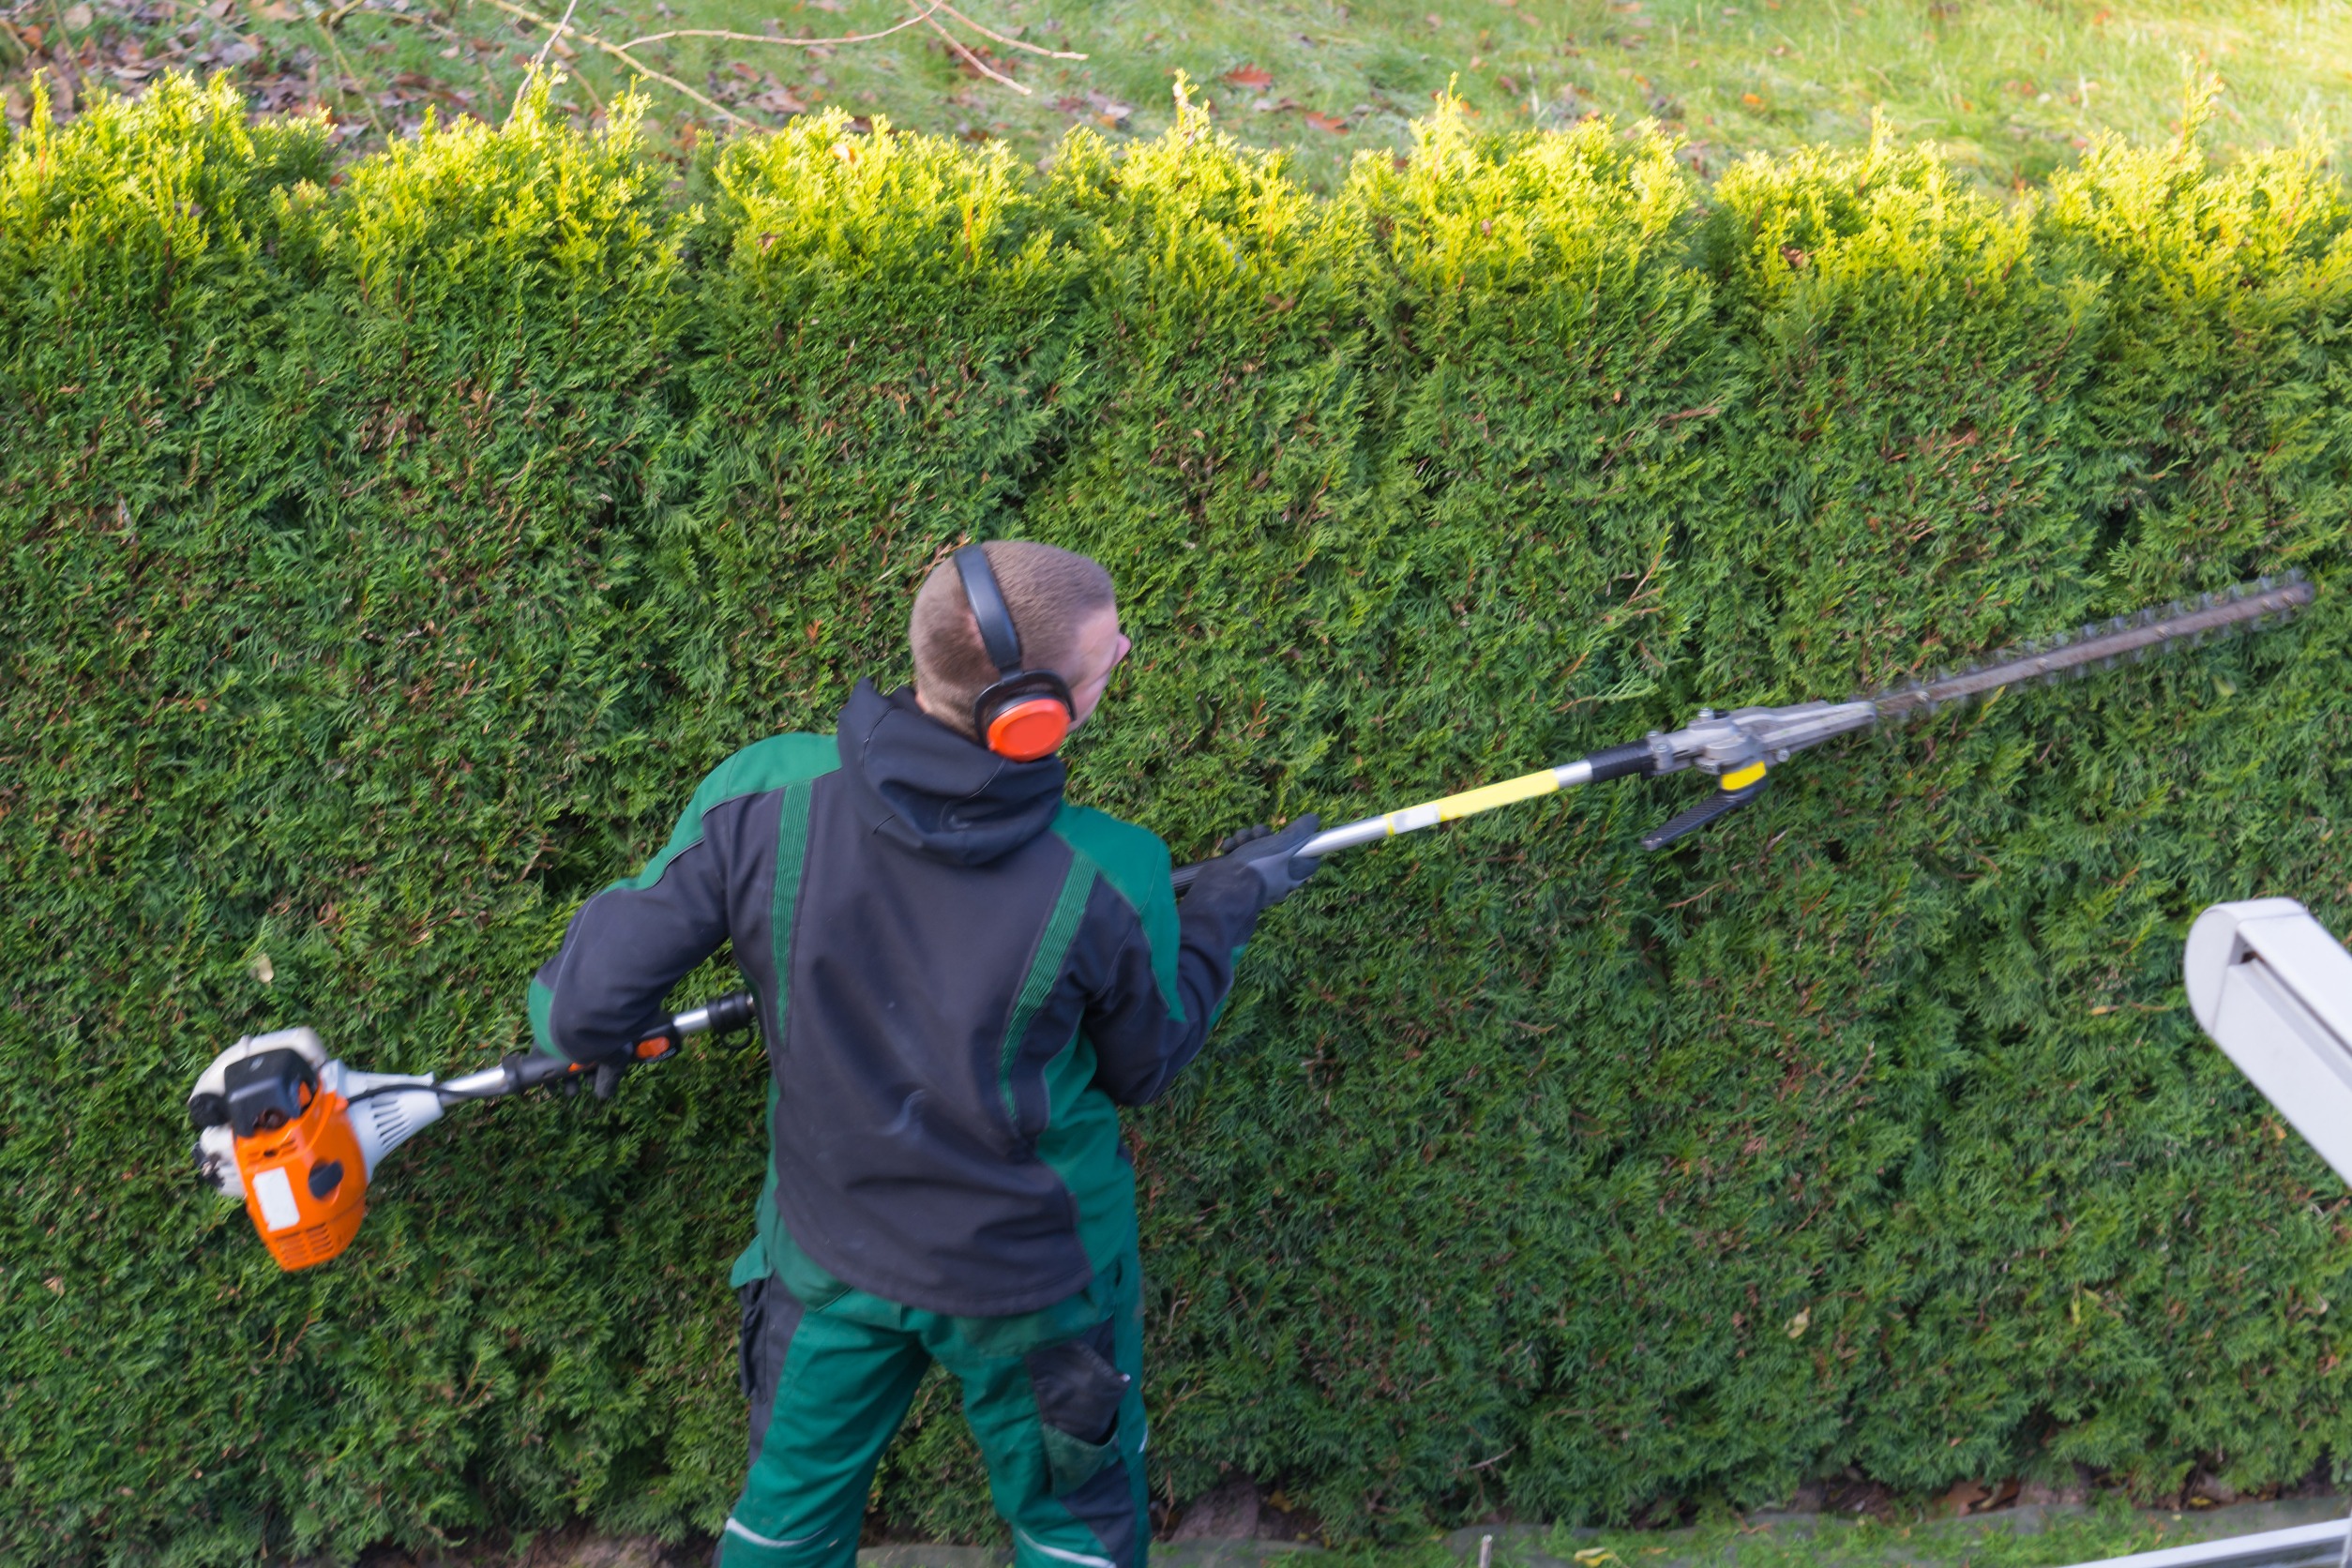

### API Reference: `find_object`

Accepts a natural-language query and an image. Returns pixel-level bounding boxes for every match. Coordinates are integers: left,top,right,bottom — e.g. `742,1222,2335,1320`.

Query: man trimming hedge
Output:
525,540,1322,1568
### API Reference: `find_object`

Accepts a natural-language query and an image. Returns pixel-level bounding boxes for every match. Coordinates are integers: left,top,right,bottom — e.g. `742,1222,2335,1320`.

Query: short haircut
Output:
911,540,1116,739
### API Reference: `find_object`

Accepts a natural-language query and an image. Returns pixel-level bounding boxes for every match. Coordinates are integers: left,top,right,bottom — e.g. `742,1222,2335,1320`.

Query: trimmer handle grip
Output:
502,1050,590,1091
667,990,756,1039
1641,776,1768,852
625,989,760,1070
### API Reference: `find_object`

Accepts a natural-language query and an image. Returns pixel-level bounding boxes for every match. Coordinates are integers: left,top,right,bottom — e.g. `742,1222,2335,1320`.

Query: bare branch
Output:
525,0,580,74
618,4,942,53
469,0,749,125
920,7,1026,94
927,0,1083,61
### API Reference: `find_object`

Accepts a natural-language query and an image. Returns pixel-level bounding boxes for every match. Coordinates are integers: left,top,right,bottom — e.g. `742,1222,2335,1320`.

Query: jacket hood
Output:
836,679,1065,867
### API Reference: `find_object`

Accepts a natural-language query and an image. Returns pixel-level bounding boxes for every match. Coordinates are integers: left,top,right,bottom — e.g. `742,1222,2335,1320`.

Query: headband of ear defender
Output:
953,545,1075,762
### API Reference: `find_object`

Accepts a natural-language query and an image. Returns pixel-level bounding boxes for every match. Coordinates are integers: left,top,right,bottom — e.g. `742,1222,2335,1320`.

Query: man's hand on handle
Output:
1197,815,1323,910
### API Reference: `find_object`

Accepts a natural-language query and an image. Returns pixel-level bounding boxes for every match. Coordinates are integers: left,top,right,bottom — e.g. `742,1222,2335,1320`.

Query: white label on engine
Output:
251,1168,301,1232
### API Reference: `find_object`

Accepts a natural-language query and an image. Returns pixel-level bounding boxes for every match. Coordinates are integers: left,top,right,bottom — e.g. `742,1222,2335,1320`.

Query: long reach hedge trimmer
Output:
190,574,2312,1272
1171,572,2314,888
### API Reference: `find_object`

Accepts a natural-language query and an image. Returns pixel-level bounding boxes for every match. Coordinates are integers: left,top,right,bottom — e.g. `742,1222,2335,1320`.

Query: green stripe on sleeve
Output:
1049,806,1184,1021
999,853,1096,1128
755,778,818,1276
527,975,558,1055
768,778,815,1021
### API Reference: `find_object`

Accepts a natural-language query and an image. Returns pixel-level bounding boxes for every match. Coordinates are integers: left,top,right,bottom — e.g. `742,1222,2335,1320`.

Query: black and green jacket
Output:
528,680,1268,1317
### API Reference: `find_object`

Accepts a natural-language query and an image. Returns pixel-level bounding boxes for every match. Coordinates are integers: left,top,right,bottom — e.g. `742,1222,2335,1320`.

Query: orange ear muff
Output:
986,696,1071,761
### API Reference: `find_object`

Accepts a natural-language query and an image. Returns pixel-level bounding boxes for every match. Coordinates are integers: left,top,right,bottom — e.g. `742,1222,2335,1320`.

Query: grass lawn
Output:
7,0,2348,185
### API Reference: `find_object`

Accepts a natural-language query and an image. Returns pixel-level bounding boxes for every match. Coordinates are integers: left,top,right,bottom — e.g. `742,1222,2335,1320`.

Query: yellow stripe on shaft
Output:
1382,768,1561,836
1722,761,1767,792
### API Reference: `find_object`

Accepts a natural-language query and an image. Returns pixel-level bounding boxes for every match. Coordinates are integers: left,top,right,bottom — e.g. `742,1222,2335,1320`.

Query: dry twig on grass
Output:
470,0,746,124
464,0,1080,125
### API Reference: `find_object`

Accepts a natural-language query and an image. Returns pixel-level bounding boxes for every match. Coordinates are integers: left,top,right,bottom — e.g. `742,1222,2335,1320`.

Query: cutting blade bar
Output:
1873,573,2314,722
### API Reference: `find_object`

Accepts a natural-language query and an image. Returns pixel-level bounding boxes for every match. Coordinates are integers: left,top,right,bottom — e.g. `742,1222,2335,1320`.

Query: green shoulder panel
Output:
612,731,840,894
533,731,839,1056
1049,804,1184,1023
527,974,559,1057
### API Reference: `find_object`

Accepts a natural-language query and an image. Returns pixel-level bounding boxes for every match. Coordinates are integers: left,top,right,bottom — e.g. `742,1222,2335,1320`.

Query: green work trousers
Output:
717,1234,1149,1568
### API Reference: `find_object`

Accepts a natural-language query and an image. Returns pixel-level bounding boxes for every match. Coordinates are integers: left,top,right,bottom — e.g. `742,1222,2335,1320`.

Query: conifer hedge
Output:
3,74,2347,1566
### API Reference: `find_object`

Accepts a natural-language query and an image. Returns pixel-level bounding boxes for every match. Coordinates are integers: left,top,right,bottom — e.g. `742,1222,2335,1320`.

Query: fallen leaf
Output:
1304,110,1349,131
1943,1479,1989,1515
62,2,94,28
1223,64,1272,88
1784,1306,1809,1338
1741,92,1764,106
249,952,274,984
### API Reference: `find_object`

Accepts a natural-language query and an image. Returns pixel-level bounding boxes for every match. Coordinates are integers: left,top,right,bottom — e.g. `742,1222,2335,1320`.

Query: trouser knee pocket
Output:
737,1277,766,1401
1024,1319,1131,1496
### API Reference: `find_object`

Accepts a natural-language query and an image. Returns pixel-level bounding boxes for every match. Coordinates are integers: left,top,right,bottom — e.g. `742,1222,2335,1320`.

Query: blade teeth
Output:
1861,573,2309,713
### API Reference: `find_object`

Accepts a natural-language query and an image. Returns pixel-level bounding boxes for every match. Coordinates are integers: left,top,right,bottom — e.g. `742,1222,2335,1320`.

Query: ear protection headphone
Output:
955,545,1075,762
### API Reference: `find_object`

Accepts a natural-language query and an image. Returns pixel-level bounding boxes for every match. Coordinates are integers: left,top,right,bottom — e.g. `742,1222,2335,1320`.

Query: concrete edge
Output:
850,1498,2352,1568
1429,1497,2352,1568
2055,1517,2348,1568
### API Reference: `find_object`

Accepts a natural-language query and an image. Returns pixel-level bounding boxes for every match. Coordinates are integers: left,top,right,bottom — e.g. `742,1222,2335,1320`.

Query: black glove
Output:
1200,814,1322,909
593,1059,627,1100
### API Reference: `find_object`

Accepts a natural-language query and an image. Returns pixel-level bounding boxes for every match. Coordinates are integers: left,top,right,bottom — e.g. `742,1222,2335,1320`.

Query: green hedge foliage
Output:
3,73,2347,1565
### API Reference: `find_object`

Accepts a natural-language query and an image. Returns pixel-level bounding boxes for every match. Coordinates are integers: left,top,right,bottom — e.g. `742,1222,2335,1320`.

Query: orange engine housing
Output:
234,1082,369,1271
